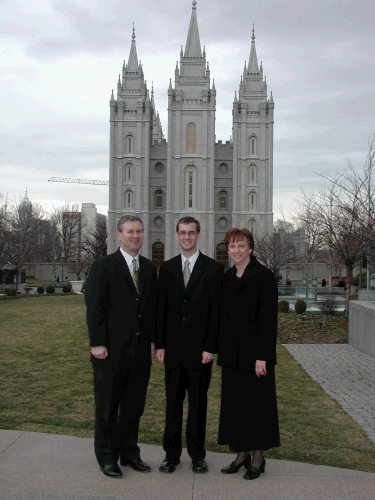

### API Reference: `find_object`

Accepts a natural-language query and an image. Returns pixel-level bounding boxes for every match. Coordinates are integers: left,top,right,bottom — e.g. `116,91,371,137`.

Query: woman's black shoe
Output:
221,454,251,474
243,458,266,480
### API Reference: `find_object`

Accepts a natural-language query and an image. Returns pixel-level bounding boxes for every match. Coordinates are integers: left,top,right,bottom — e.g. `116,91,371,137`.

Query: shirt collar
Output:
119,247,139,268
181,250,199,271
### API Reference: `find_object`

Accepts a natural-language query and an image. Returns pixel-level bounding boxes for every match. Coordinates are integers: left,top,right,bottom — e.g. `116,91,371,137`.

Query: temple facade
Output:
108,1,274,266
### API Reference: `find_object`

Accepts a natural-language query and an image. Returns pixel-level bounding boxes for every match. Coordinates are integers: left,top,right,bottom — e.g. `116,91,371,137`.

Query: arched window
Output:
249,219,256,235
219,163,228,175
125,134,134,154
123,163,133,183
155,162,164,173
154,190,164,209
249,164,257,184
186,122,196,154
216,243,229,267
219,190,228,210
249,192,257,211
249,134,257,156
122,190,133,209
152,242,164,266
185,165,197,209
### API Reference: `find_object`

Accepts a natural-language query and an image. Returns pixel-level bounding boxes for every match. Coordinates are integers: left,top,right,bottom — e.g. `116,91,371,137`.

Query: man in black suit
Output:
155,216,223,473
85,215,157,478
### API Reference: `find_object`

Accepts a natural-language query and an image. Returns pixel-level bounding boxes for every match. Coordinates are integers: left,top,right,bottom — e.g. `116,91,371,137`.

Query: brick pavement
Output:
284,344,375,443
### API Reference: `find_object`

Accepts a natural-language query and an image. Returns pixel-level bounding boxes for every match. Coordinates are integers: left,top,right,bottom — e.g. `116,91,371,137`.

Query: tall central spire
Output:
127,24,139,71
184,0,202,57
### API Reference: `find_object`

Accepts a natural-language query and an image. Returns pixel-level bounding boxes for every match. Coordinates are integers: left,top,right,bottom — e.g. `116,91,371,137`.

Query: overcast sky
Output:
1,0,374,221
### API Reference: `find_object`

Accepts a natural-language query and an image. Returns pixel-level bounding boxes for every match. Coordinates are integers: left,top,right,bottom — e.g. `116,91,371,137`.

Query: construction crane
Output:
48,177,109,186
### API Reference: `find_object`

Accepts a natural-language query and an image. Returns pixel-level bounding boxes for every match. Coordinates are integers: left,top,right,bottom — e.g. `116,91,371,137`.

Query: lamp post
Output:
61,248,65,286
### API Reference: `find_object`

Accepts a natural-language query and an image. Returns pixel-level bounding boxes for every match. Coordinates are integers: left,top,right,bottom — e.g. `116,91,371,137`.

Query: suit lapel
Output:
171,255,185,293
185,252,204,292
138,256,149,297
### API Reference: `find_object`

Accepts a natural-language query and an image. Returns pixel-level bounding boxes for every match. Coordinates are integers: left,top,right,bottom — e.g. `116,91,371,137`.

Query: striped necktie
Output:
132,257,140,293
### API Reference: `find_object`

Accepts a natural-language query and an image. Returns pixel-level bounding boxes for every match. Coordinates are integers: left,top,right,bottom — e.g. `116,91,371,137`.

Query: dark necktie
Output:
183,259,191,287
132,257,139,293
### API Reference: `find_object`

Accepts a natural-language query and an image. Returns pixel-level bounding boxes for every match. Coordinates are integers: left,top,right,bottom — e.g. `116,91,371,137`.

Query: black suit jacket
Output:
85,248,157,370
217,256,278,369
156,251,223,370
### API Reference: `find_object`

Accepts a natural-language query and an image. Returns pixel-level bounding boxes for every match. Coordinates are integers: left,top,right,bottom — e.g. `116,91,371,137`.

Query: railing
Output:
278,285,318,301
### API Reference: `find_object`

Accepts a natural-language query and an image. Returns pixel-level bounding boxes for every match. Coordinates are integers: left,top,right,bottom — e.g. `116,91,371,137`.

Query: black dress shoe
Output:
221,454,251,474
120,457,151,472
192,458,208,473
100,463,123,478
159,457,180,473
243,458,266,480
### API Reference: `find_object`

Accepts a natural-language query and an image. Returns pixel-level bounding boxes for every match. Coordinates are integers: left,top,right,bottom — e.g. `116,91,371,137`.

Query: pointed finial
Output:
212,79,215,90
192,0,197,9
118,74,121,84
132,22,135,41
234,90,238,102
252,24,255,41
270,91,274,103
169,78,172,90
203,45,206,57
180,45,183,56
207,61,210,71
111,89,114,100
151,82,154,95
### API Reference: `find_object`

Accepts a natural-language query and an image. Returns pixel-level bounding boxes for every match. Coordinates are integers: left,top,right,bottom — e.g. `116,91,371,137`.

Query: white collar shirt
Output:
181,250,199,273
119,247,139,272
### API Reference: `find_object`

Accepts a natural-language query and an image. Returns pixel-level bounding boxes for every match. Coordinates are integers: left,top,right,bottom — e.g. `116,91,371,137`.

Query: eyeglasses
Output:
177,231,197,237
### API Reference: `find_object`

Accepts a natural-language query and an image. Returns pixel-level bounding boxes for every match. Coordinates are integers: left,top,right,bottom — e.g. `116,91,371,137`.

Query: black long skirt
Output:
218,365,280,451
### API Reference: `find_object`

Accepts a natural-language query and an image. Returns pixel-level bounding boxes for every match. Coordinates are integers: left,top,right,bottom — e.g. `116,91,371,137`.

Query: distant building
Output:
108,1,274,265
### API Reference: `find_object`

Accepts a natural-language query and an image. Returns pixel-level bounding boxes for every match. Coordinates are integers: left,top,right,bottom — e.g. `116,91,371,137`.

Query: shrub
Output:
4,288,17,296
317,296,338,315
46,285,55,294
278,300,289,313
350,273,366,288
63,285,71,293
37,286,44,294
295,299,307,314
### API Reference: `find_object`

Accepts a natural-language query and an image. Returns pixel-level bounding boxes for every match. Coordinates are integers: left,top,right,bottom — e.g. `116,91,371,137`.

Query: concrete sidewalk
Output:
1,430,374,500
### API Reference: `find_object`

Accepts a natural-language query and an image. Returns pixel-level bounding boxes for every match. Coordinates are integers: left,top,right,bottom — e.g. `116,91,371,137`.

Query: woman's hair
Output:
224,228,255,252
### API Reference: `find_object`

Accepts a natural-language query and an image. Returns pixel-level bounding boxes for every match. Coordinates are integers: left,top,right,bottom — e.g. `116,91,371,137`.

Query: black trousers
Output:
92,361,150,466
163,361,212,460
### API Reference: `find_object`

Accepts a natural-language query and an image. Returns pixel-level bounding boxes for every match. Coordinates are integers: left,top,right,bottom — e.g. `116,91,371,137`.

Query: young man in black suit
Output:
155,216,223,473
85,215,157,478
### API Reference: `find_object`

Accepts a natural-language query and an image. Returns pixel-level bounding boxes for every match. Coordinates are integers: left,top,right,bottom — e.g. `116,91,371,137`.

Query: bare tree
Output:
5,197,46,288
256,232,297,280
82,218,107,261
297,164,368,316
50,203,84,263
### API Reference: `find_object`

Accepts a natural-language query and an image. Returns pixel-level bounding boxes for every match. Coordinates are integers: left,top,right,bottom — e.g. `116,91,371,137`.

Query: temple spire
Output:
127,23,139,71
248,24,259,73
184,1,202,57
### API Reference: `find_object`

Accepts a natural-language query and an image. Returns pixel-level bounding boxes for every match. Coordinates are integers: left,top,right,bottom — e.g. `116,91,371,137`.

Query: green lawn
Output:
1,295,375,472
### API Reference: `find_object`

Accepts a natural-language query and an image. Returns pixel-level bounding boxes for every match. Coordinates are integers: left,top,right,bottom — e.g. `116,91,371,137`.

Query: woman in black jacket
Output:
217,228,280,480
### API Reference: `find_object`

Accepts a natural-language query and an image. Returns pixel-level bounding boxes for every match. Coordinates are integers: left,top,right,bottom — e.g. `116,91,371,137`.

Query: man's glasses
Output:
178,231,197,237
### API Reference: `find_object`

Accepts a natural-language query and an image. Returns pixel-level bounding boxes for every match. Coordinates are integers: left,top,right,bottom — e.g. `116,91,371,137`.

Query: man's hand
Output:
202,351,214,364
155,349,165,363
91,346,108,360
255,360,267,377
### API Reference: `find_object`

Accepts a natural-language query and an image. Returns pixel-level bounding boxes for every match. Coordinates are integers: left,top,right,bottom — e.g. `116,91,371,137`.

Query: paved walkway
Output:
284,344,375,443
1,430,375,500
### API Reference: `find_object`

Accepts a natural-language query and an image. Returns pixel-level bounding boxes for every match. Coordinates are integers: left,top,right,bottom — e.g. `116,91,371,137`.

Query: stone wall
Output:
349,301,375,359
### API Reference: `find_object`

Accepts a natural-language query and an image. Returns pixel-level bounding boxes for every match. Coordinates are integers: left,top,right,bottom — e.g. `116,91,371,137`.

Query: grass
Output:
1,295,375,472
